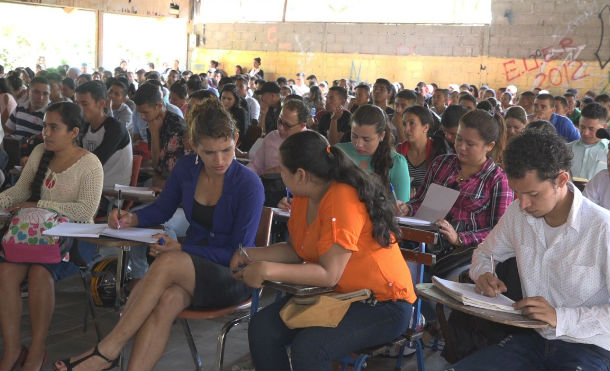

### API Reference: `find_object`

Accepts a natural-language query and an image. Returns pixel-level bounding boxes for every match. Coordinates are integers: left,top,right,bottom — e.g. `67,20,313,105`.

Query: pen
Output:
491,253,495,278
117,190,122,229
286,187,292,201
159,237,165,246
390,183,398,201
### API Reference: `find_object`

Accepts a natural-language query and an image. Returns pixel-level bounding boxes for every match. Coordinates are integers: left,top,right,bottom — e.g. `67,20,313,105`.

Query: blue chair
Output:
339,226,437,371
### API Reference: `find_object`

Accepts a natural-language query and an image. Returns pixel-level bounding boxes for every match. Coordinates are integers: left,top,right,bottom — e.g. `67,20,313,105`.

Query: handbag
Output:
1,207,73,264
279,289,372,329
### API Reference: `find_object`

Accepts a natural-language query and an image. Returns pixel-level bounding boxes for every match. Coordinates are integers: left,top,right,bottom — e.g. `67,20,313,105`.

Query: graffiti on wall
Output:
503,37,589,89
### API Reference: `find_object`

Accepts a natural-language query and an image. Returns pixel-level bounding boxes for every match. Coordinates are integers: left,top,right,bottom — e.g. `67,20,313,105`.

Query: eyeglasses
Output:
277,118,300,129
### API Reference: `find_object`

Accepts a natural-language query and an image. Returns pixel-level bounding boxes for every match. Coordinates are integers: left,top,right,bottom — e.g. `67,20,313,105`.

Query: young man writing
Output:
449,130,610,370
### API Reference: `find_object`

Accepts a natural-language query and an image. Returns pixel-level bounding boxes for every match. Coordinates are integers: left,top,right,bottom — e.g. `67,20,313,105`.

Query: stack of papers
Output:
399,183,460,226
43,223,163,244
432,276,520,314
114,184,155,196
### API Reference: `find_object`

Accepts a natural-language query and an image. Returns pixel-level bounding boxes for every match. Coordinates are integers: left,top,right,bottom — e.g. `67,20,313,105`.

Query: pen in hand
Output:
490,253,497,297
117,190,123,230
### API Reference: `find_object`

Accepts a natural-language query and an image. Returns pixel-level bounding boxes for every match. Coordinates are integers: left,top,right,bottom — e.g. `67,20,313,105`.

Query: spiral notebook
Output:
432,276,521,314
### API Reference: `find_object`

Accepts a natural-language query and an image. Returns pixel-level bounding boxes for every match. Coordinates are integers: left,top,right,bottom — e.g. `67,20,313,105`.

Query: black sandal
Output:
54,344,118,371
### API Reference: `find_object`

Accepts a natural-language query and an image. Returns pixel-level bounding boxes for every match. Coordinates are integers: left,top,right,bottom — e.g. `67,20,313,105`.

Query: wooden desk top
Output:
400,225,438,245
102,188,158,202
415,283,548,329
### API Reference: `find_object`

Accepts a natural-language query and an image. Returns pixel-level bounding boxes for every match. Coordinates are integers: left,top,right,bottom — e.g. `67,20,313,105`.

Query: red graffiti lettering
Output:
267,26,277,43
503,60,521,82
559,37,574,52
571,60,590,81
549,67,563,86
523,58,540,72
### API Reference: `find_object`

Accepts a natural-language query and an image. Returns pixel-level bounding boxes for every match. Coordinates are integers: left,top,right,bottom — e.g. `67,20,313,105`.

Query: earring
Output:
195,155,199,165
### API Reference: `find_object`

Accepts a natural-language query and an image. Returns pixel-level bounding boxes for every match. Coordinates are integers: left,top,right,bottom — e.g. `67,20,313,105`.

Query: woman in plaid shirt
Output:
403,109,513,265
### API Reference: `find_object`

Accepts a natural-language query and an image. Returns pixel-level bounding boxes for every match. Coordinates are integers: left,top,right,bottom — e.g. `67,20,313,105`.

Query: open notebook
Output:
432,276,521,314
397,183,460,226
43,223,163,244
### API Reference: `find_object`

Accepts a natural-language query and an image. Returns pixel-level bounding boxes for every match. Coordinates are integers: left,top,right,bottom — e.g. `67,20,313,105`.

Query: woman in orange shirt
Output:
230,130,415,371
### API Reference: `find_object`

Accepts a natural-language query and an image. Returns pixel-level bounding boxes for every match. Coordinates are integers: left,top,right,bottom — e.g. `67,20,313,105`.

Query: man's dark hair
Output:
355,83,370,94
328,86,348,100
78,73,92,82
554,96,568,108
504,131,572,181
211,60,219,68
535,93,554,104
114,67,123,75
564,92,575,98
133,82,163,106
282,99,310,124
187,77,203,92
458,93,476,106
147,62,155,70
75,80,107,101
441,104,468,129
277,77,287,85
170,80,188,99
526,120,558,135
594,93,610,104
30,76,49,87
374,78,391,93
144,71,161,81
581,102,608,121
396,89,417,102
234,74,248,83
46,72,62,84
109,78,128,96
520,91,536,99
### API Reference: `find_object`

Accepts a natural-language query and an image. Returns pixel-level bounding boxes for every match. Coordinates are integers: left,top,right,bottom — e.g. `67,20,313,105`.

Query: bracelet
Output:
239,244,252,262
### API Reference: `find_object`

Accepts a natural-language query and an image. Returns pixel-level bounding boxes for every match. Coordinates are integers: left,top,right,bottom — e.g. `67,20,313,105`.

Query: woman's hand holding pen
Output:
149,234,181,257
230,245,253,279
277,197,292,211
108,208,138,229
395,201,409,216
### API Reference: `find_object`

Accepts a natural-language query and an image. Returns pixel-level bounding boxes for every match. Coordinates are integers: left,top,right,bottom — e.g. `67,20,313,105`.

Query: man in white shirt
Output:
583,129,610,210
568,102,609,180
449,131,610,370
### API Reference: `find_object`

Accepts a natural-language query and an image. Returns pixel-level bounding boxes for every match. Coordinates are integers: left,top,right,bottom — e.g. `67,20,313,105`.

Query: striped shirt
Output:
5,103,46,140
407,154,513,247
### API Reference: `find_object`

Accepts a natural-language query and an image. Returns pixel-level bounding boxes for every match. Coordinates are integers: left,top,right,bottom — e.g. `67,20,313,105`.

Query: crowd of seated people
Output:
0,57,609,371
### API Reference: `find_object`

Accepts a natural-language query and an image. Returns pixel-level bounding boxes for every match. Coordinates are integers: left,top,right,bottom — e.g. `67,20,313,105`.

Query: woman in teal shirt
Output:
336,104,411,203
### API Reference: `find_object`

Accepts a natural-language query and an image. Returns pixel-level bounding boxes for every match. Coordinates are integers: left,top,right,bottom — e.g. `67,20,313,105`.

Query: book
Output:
432,276,521,314
400,183,460,226
114,184,156,196
43,223,163,244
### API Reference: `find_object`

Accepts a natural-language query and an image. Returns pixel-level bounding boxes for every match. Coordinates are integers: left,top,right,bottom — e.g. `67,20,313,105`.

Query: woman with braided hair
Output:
55,98,264,371
0,102,103,371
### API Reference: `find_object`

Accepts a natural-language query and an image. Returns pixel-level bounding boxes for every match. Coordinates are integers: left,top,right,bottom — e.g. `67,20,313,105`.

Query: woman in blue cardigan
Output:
55,99,264,371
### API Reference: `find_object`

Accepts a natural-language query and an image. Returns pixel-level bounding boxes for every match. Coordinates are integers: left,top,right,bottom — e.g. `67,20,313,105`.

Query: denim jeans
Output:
249,295,413,371
446,331,610,371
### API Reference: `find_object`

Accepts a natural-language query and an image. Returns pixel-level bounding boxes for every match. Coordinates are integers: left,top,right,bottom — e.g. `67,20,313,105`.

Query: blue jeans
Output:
447,331,610,371
249,295,412,371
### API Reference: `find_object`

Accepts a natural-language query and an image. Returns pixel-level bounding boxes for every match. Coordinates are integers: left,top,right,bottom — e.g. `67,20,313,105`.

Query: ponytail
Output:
28,150,53,202
280,131,401,246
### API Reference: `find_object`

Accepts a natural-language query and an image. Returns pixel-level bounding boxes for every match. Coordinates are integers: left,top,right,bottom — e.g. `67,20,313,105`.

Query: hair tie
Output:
326,145,332,154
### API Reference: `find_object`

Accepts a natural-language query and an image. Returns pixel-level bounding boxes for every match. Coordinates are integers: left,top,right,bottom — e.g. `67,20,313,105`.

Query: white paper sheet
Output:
432,276,520,314
44,223,163,244
413,183,460,222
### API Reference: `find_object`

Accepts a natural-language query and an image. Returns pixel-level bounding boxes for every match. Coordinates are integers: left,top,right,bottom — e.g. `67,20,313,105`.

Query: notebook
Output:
43,223,163,244
432,276,521,314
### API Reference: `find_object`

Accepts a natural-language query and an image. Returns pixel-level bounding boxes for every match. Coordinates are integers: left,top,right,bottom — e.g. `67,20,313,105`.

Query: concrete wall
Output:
191,0,610,95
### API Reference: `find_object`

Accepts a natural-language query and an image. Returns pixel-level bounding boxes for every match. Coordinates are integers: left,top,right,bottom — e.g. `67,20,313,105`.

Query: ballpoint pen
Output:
117,189,123,229
390,183,398,201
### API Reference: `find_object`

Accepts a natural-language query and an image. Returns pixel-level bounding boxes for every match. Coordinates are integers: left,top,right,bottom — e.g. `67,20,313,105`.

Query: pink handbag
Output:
1,207,71,264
